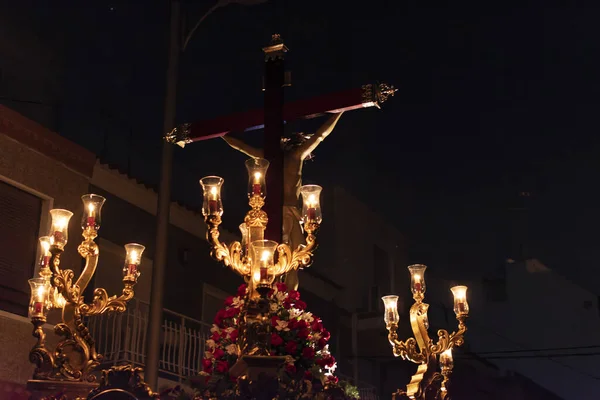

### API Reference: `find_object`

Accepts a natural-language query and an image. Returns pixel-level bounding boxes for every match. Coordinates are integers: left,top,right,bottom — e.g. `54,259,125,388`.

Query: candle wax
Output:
41,255,50,267
127,264,137,276
260,267,268,281
33,302,43,314
87,216,96,227
252,183,261,195
53,231,64,244
414,282,422,292
208,200,218,213
307,207,316,220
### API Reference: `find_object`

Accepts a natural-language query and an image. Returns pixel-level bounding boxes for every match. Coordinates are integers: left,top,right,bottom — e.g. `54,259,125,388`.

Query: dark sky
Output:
30,1,600,293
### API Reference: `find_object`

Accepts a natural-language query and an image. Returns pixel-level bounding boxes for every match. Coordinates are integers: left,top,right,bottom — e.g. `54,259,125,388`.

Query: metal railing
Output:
337,372,379,400
88,299,211,382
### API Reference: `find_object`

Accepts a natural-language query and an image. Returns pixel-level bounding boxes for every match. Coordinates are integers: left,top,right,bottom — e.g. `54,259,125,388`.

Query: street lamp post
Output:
145,0,266,390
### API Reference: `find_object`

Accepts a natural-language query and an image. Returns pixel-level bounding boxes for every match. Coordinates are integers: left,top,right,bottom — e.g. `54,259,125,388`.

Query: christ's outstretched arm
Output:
222,135,264,158
296,112,344,160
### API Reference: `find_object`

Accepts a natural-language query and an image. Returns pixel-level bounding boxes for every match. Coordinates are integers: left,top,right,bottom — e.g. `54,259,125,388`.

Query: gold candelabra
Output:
200,158,322,357
382,265,469,400
28,194,145,383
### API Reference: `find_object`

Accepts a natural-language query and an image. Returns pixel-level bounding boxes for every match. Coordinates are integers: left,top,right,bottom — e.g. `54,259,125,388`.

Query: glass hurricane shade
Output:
250,240,278,286
382,295,400,324
123,243,145,279
300,184,323,224
38,236,52,268
28,278,50,318
81,194,106,230
450,285,469,316
440,348,453,370
408,264,427,295
245,158,269,197
200,176,224,217
49,209,73,250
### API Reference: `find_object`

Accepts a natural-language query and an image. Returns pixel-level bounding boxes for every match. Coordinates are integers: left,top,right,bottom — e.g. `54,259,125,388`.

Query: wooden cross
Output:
166,34,396,242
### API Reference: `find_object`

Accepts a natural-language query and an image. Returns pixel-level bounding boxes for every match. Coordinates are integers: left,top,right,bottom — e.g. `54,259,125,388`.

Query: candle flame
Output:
253,270,261,282
88,203,95,214
307,194,317,207
210,186,218,196
260,250,270,262
414,274,421,281
129,250,139,264
39,238,51,253
254,172,262,181
53,217,68,230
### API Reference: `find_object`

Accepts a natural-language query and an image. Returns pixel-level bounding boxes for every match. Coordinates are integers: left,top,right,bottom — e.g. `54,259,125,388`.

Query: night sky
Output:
26,1,600,293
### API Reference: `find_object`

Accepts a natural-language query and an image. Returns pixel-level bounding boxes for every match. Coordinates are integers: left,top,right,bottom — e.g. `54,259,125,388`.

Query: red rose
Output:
214,309,226,326
211,331,220,342
225,307,240,318
202,358,213,371
318,338,327,349
317,355,335,368
216,360,229,374
321,330,331,341
295,300,307,310
285,341,297,354
229,329,239,341
276,282,288,292
213,348,225,359
304,370,313,381
297,328,309,339
267,289,275,298
302,346,315,359
271,333,283,346
224,296,234,307
230,375,238,383
271,316,279,327
283,299,293,309
287,319,298,330
327,375,338,384
296,319,308,330
287,290,300,301
237,284,247,297
285,364,296,374
311,320,323,332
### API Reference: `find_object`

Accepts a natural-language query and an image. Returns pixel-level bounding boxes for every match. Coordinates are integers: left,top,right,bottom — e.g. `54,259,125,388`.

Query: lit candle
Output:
450,286,469,316
307,194,317,221
86,202,96,227
253,172,262,195
124,243,145,280
414,274,422,292
208,186,218,214
127,250,139,276
39,236,51,268
260,250,269,282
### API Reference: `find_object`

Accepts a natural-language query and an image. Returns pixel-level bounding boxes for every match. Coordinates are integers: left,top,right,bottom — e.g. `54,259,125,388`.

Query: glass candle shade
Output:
245,158,269,198
49,209,73,250
123,243,145,280
408,264,427,295
381,295,400,324
28,278,51,318
450,285,469,316
200,176,224,217
250,240,278,287
439,349,453,370
300,185,323,224
81,194,106,230
38,236,52,270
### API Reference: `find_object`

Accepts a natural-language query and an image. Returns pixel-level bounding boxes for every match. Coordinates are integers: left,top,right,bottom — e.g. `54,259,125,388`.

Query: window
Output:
0,180,42,316
201,283,229,325
370,245,391,311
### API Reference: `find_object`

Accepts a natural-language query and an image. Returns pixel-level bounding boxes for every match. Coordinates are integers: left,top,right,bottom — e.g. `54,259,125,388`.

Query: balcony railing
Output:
87,298,211,382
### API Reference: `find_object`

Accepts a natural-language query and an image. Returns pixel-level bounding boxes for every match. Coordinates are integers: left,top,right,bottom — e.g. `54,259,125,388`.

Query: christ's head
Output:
281,132,315,160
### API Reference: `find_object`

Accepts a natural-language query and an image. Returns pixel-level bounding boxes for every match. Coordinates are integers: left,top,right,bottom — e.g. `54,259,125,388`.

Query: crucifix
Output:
166,34,396,290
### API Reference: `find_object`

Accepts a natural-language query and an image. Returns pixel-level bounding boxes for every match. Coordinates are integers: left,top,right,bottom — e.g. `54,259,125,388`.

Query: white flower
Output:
301,312,314,323
276,291,287,302
206,339,216,349
324,362,337,375
205,351,214,359
288,308,303,319
231,296,244,308
270,302,279,312
275,320,290,331
226,344,238,355
311,332,322,342
210,324,220,333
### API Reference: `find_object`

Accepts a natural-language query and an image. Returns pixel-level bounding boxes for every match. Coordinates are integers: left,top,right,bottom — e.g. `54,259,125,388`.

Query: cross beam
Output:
165,82,397,147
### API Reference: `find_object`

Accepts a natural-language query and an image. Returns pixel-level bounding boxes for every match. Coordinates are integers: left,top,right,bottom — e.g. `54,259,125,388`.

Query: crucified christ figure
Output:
222,112,344,290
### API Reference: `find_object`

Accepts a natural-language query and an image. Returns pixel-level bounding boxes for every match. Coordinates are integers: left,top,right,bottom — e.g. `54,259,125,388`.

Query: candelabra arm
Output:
385,322,425,364
205,214,250,276
74,228,99,294
29,317,54,379
274,222,319,276
409,300,432,360
429,315,468,355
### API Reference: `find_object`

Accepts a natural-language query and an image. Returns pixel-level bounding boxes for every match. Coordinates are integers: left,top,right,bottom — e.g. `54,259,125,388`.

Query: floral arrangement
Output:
198,282,359,399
